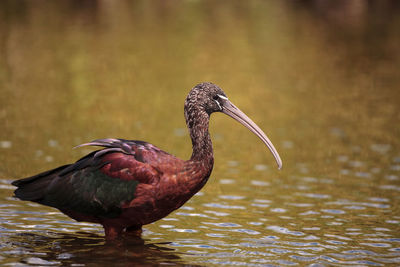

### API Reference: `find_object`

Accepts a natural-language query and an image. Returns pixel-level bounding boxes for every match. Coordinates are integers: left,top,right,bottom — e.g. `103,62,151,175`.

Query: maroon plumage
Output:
12,82,282,239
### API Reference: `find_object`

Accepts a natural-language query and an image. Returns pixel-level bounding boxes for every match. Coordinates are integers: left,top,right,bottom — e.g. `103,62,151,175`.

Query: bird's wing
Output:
12,139,164,219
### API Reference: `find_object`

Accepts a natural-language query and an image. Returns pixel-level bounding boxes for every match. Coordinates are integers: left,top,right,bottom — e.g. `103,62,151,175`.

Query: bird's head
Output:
185,82,282,169
185,82,227,114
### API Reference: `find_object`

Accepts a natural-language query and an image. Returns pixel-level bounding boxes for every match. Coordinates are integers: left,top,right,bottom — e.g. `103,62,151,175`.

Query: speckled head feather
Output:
184,82,227,117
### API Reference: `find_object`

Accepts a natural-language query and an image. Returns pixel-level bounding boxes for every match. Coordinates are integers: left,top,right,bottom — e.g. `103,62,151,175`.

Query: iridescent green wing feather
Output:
42,168,139,218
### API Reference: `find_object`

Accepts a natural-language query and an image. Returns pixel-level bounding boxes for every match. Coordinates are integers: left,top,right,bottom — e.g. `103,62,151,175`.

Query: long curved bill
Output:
219,97,282,169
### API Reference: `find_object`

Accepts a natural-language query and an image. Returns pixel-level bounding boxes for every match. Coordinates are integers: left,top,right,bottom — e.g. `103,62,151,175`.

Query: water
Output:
1,1,400,266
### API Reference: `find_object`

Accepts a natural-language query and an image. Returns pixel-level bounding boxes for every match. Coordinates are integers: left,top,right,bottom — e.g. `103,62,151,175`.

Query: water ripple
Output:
321,209,346,214
360,243,392,248
219,195,245,200
203,203,245,209
266,226,305,236
175,212,210,218
301,193,331,199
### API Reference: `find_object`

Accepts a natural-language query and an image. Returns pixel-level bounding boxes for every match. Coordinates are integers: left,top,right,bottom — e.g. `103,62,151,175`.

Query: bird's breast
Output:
121,166,211,225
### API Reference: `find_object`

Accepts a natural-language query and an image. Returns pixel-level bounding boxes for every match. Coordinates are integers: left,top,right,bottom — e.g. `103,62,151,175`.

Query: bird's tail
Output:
12,165,70,202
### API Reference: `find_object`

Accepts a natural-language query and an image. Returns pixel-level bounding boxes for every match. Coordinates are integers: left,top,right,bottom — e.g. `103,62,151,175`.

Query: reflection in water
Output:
1,0,400,266
3,232,183,266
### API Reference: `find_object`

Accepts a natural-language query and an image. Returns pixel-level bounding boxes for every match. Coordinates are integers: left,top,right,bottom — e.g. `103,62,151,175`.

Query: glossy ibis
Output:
12,82,282,239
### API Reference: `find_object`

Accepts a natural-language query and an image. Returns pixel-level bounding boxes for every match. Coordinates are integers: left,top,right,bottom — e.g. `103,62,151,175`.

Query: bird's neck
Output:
185,108,214,166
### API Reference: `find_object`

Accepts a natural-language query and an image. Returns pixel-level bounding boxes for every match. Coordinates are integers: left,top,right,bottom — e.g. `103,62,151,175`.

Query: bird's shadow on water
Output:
3,231,195,266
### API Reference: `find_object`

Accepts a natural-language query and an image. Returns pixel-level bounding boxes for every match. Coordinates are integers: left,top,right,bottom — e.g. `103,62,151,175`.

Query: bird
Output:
12,82,282,240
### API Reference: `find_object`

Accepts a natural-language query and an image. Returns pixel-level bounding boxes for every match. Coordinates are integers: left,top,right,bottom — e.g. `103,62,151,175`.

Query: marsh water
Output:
1,1,400,266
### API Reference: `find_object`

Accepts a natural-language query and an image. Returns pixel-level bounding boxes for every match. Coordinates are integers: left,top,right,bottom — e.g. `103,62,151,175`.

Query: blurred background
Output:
1,0,400,266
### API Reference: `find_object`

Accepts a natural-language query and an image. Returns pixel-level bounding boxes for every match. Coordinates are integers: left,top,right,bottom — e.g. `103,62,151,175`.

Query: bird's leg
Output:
103,224,124,240
124,225,143,236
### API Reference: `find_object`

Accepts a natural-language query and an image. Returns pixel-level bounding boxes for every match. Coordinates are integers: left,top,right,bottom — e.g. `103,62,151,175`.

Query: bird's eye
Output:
213,95,219,100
